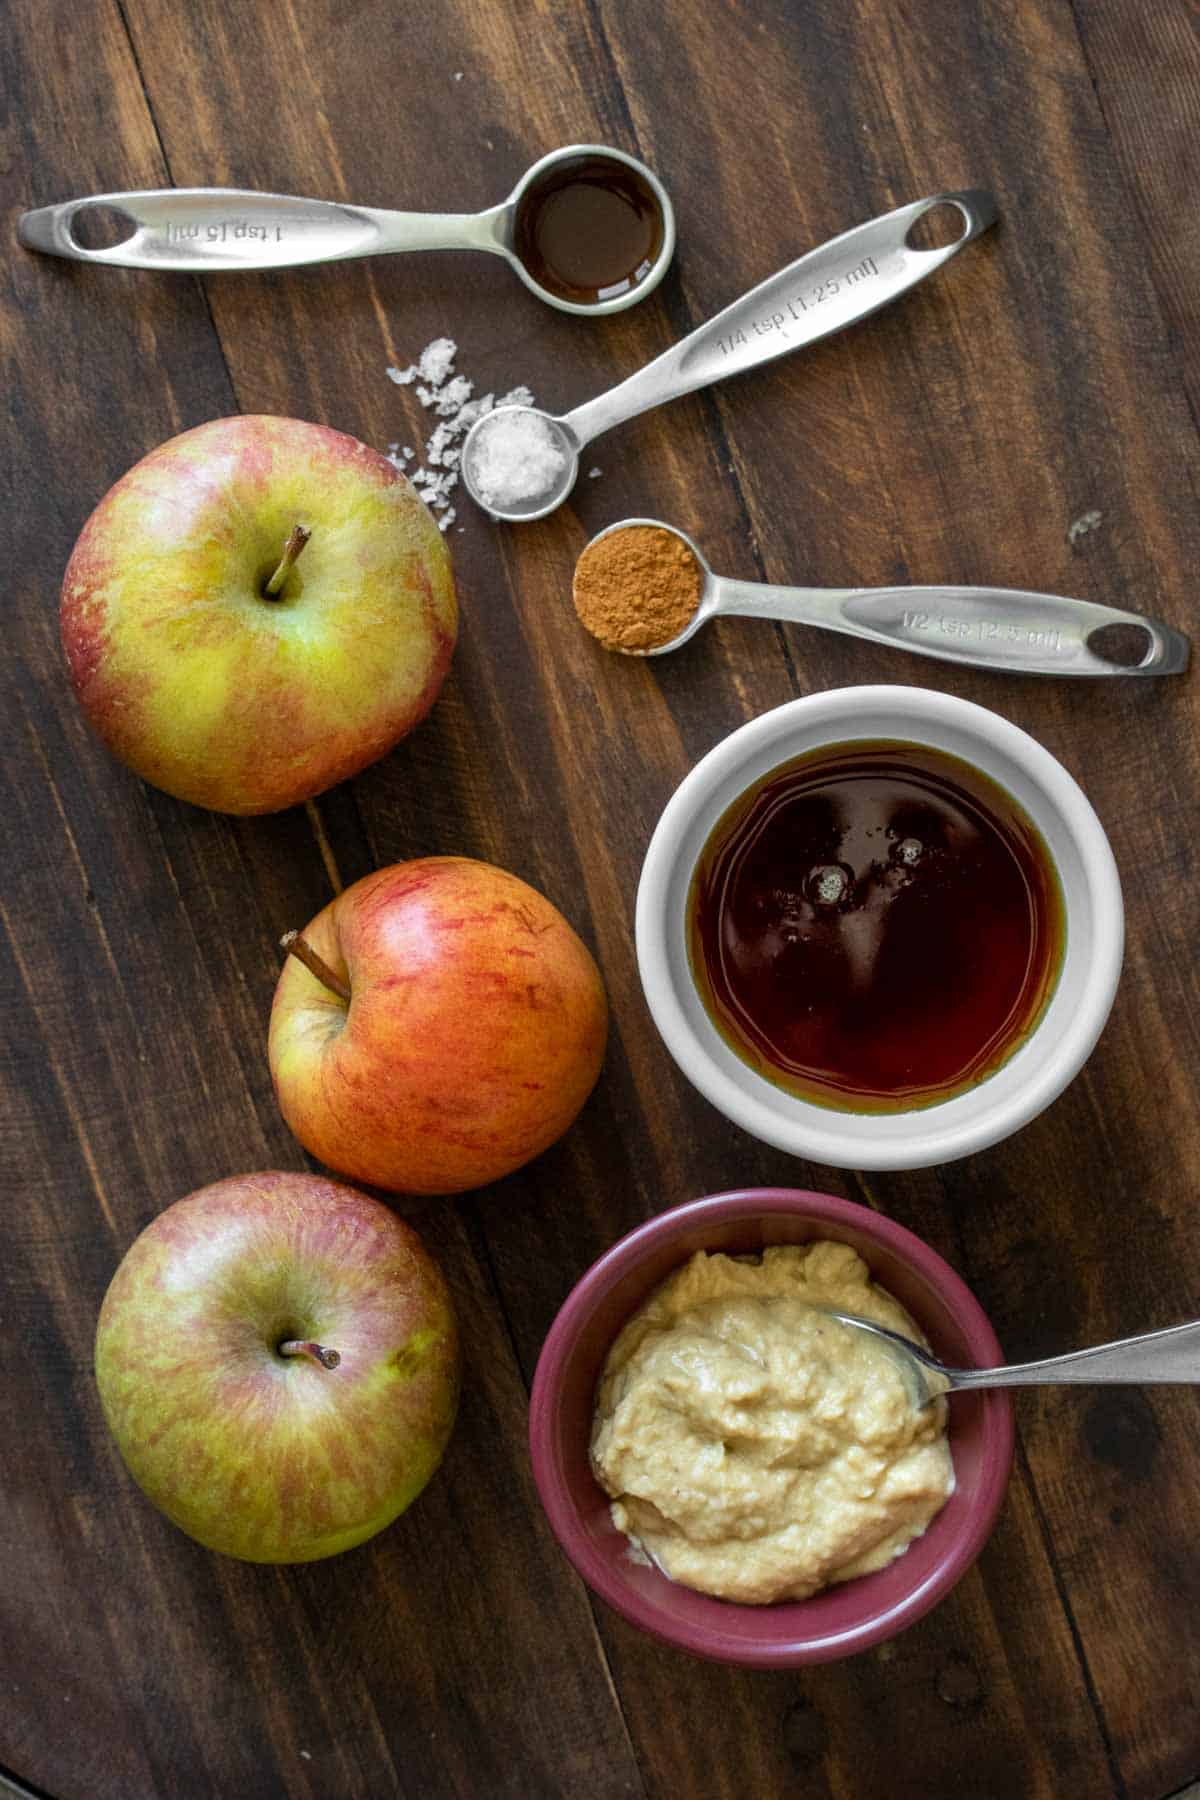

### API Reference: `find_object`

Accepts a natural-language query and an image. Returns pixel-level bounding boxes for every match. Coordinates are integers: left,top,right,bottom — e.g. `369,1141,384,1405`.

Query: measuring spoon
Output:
461,189,996,520
17,143,676,317
578,519,1189,676
823,1308,1200,1409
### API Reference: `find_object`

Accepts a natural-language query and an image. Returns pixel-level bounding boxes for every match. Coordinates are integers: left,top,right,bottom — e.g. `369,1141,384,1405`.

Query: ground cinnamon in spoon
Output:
573,525,704,651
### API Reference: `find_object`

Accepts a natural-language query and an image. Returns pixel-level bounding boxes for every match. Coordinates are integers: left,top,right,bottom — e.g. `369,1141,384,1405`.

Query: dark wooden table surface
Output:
5,1,1200,1795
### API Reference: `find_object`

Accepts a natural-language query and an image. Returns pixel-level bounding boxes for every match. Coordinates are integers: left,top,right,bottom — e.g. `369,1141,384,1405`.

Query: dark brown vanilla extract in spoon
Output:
689,742,1065,1112
513,153,665,304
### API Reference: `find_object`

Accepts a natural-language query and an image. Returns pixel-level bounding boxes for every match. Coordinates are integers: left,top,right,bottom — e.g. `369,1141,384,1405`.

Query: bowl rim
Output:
529,1187,1016,1667
635,686,1124,1170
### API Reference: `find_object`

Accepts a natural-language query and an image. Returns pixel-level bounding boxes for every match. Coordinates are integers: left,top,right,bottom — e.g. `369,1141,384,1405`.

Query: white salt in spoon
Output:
823,1309,1200,1408
17,143,675,317
461,190,996,521
578,519,1190,676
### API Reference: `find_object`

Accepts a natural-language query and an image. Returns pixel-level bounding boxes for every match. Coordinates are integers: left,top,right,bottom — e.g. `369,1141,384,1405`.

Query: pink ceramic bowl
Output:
529,1189,1014,1667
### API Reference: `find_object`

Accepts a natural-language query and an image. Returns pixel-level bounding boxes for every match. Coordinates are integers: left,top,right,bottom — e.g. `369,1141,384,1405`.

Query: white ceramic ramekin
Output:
635,687,1124,1170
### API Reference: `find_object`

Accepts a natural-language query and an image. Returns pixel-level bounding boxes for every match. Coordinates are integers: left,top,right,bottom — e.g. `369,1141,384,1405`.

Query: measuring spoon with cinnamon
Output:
573,519,1190,676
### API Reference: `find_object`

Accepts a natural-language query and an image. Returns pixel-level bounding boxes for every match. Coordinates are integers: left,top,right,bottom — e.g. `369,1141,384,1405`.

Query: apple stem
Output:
280,930,352,1005
278,1339,341,1370
264,524,311,597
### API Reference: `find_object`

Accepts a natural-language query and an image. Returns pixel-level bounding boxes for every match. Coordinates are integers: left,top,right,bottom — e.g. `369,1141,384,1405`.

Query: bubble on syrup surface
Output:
807,864,850,906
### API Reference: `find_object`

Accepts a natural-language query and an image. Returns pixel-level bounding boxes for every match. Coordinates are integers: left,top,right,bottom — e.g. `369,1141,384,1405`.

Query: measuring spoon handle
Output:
563,190,996,445
947,1319,1200,1391
713,576,1190,676
17,188,504,271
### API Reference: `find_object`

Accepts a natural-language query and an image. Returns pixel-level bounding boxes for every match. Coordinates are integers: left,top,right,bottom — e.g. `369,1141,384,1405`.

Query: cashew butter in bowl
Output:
590,1240,954,1606
529,1189,1013,1667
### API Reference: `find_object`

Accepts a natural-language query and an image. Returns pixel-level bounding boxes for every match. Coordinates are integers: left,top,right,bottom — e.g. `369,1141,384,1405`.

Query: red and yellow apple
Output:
269,857,609,1194
94,1171,459,1562
61,415,456,814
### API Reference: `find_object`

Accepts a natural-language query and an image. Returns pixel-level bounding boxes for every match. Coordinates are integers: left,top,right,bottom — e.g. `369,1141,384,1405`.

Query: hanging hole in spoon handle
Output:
1086,622,1164,670
65,204,139,251
904,201,973,251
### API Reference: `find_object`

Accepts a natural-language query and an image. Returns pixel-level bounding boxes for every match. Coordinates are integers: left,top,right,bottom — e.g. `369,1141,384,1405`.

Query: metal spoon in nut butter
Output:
577,518,1190,677
823,1309,1200,1409
17,143,675,317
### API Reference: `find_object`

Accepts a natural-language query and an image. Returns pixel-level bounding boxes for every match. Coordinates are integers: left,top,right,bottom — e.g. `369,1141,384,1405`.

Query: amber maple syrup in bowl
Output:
688,742,1065,1112
635,688,1124,1171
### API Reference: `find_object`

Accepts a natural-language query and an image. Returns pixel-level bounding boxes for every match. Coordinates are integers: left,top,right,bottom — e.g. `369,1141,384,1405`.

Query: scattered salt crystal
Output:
587,466,602,479
453,70,464,81
1067,508,1103,544
434,375,474,416
464,410,568,509
417,337,457,386
383,340,546,528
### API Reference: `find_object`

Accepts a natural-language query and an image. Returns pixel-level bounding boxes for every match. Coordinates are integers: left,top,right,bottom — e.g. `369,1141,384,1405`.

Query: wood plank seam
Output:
456,1199,652,1800
854,1142,1124,1783
107,0,354,912
1063,0,1200,455
582,0,815,702
1,903,121,1239
1012,1432,1128,1800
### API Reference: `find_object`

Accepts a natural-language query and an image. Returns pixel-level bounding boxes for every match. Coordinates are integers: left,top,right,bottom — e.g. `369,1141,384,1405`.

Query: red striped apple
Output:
269,857,609,1194
94,1172,459,1562
61,415,457,814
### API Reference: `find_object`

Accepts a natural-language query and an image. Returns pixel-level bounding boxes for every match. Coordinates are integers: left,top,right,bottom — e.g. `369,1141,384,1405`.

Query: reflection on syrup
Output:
688,742,1065,1112
514,154,664,304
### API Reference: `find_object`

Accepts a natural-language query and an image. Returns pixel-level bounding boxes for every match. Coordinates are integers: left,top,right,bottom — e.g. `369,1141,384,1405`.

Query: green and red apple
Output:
269,856,609,1194
61,415,456,814
94,1171,459,1562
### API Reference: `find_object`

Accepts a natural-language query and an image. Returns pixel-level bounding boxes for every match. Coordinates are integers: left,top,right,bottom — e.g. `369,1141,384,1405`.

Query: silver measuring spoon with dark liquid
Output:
17,143,675,316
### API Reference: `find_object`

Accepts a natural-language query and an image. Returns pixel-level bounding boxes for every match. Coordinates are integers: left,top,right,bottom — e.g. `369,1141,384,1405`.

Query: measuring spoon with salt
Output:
576,519,1190,675
460,189,996,521
17,143,675,316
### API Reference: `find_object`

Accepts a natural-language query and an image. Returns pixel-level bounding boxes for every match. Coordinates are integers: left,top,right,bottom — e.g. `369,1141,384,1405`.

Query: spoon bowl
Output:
460,406,582,522
502,144,676,314
575,518,717,649
821,1311,949,1409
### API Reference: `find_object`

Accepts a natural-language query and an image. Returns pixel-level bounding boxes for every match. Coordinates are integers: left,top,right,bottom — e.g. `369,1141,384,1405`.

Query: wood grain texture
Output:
4,0,1200,1795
